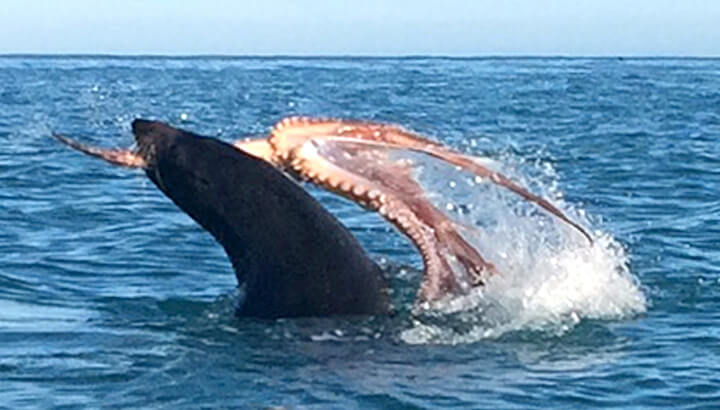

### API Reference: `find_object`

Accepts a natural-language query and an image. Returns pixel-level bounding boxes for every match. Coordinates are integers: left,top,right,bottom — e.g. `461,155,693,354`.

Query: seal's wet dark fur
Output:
132,120,389,318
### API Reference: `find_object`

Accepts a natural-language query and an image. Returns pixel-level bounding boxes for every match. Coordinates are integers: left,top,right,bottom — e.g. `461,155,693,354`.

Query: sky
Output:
1,0,718,56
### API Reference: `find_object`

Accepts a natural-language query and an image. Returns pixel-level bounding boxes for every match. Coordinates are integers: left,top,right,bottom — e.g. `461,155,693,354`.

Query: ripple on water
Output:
1,56,719,408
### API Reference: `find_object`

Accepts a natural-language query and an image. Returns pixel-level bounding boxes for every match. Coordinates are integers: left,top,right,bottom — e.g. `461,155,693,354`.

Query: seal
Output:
55,120,390,318
56,117,593,314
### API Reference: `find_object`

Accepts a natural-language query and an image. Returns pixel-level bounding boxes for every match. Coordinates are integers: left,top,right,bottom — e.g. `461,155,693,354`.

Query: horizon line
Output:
1,53,720,60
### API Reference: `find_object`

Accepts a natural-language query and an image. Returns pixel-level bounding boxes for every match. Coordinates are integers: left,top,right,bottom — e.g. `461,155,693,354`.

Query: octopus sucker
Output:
232,116,594,303
378,205,389,216
368,189,381,200
397,217,410,230
313,173,328,185
352,185,366,197
326,177,341,189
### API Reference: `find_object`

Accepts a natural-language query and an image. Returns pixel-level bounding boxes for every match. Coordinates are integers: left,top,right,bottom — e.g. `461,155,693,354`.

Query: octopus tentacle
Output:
53,134,147,168
417,147,594,245
232,137,275,164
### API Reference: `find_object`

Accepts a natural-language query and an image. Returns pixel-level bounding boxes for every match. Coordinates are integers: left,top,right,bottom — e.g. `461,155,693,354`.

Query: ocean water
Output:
0,56,718,408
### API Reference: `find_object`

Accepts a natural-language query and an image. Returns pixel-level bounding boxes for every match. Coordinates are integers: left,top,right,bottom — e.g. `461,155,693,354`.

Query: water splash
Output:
398,149,647,344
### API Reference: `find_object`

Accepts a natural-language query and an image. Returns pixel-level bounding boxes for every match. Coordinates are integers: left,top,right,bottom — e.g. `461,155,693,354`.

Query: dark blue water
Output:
1,56,718,408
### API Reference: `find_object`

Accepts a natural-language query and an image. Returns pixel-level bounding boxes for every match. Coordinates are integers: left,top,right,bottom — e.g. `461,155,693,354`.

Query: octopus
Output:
55,116,593,305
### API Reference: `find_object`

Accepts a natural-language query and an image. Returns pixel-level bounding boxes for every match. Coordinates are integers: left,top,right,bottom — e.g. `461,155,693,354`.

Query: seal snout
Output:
131,119,164,148
131,119,156,137
131,119,185,144
130,119,166,168
131,119,184,166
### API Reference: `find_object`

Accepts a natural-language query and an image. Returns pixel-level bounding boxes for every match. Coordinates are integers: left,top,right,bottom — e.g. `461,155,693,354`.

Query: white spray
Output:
396,149,646,344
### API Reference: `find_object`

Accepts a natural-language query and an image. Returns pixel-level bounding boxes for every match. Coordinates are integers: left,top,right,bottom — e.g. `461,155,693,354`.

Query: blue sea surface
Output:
1,56,719,408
